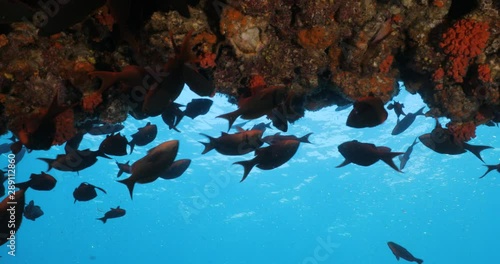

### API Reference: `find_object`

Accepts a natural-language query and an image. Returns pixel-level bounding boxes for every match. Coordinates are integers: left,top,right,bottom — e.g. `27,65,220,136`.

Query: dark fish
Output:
336,140,403,172
99,133,129,156
484,120,498,127
0,142,12,154
118,140,179,199
233,121,250,129
38,149,110,173
251,122,272,132
479,163,500,179
391,107,425,135
16,172,57,191
346,96,388,128
217,86,287,131
0,188,27,246
159,159,191,180
129,122,158,154
335,103,353,111
183,98,213,119
161,103,184,132
64,132,85,153
234,139,301,182
387,241,423,264
399,138,419,170
24,200,44,221
262,132,313,145
97,206,126,224
418,120,492,162
87,124,125,136
269,105,289,132
387,101,406,119
116,161,131,178
13,145,26,165
0,171,7,197
199,130,264,156
90,66,146,92
73,182,107,203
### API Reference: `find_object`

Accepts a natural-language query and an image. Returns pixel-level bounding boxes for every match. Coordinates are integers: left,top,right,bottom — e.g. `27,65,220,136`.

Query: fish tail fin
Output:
96,149,111,159
415,258,423,264
217,111,240,131
128,142,136,154
15,180,30,190
299,133,313,144
89,71,118,91
335,159,351,168
97,217,107,224
380,152,405,172
233,160,256,182
10,141,23,154
463,143,493,163
415,106,425,116
199,134,215,154
117,177,135,199
479,165,497,179
37,158,54,171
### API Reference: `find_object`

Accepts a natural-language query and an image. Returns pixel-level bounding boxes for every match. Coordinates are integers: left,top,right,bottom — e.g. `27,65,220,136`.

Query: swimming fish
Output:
234,139,301,182
64,132,85,153
391,107,425,135
387,101,406,119
159,159,191,180
87,124,125,136
199,130,264,156
399,138,419,170
478,163,500,179
161,103,184,132
118,140,179,199
418,120,492,162
182,98,213,119
346,96,388,128
97,206,126,224
262,132,313,145
99,133,129,156
38,149,110,173
128,122,158,154
24,200,44,221
73,182,107,203
336,140,403,172
0,171,7,197
387,241,423,264
90,65,146,92
115,161,132,178
16,172,57,191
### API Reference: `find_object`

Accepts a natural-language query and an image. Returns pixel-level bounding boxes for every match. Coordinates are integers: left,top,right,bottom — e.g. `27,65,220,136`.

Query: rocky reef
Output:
0,0,498,147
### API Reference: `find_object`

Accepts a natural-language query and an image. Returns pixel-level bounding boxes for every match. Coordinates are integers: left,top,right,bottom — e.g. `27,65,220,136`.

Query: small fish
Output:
129,122,158,154
182,98,213,119
391,107,425,135
87,124,125,136
159,159,191,180
336,140,403,172
97,206,126,224
99,133,129,156
73,182,107,203
89,66,146,91
161,103,184,132
387,101,406,119
64,132,85,153
399,138,419,170
387,241,423,264
269,105,289,132
199,130,264,156
24,200,44,221
0,171,7,197
262,132,313,145
13,145,26,165
16,172,57,191
234,139,301,182
118,140,179,199
38,149,110,173
0,188,27,246
479,163,500,179
233,121,250,129
250,122,272,132
115,161,131,178
346,96,388,128
0,142,12,154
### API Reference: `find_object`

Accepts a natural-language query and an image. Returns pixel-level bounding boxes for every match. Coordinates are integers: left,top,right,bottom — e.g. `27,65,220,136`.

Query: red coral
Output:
82,92,103,113
446,121,476,143
433,0,445,8
379,55,394,74
433,67,445,82
198,52,217,68
249,75,266,90
53,109,76,145
477,64,492,83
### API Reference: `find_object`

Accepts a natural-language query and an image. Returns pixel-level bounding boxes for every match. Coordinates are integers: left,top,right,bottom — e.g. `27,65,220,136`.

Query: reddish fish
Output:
387,242,423,264
346,96,388,128
336,140,403,172
199,130,264,156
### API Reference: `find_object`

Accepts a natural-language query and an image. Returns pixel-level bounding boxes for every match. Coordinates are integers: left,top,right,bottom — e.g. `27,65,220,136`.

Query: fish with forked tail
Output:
387,241,423,264
199,130,263,156
97,206,126,224
128,122,157,154
399,138,419,170
391,107,425,135
346,96,388,128
478,163,500,179
336,140,403,172
73,182,107,203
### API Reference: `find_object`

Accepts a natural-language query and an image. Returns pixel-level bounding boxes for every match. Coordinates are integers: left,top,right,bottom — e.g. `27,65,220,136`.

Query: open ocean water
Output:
2,84,499,264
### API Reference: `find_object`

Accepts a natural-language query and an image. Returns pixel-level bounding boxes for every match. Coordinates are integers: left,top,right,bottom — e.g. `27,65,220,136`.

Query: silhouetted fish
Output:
387,101,406,119
159,159,191,180
269,105,289,132
183,98,213,119
262,132,313,145
346,96,388,128
418,120,492,162
0,170,7,197
0,142,12,154
38,149,110,173
399,138,419,170
161,103,184,132
387,241,423,264
64,132,85,153
73,182,107,203
99,133,129,156
391,107,425,135
118,140,179,199
87,124,125,135
251,122,272,132
479,163,500,179
129,122,158,153
0,188,27,246
115,161,131,178
97,206,126,224
199,130,264,156
24,200,44,221
16,172,57,191
234,139,301,182
336,140,403,172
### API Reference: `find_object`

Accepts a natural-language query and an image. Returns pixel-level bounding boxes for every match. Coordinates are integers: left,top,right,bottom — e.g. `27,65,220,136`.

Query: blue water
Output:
2,85,499,263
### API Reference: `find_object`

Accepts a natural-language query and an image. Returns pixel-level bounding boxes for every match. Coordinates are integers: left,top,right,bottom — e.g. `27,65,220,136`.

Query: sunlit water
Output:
2,85,499,263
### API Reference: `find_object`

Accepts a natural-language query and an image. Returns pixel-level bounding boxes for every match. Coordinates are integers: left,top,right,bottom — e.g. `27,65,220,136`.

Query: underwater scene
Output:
2,87,500,264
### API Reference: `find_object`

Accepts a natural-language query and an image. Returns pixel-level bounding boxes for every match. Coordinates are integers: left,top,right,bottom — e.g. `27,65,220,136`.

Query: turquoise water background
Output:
2,85,499,263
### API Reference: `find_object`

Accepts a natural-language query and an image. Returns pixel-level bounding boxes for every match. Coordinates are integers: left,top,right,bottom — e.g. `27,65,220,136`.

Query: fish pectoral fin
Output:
335,159,351,168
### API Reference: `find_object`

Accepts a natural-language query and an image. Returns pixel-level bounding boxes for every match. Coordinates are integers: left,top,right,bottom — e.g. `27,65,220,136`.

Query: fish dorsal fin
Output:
235,127,245,133
221,132,229,136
